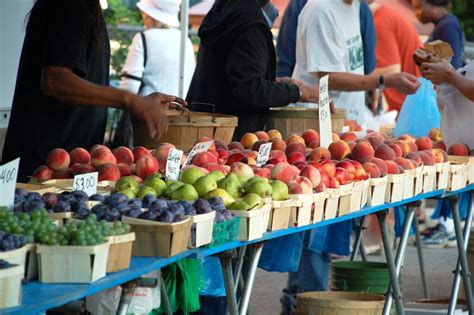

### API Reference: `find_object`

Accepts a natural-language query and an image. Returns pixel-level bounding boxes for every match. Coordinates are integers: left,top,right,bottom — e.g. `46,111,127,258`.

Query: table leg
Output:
350,216,366,261
378,209,408,315
239,242,265,315
413,213,430,299
219,251,239,315
448,195,474,315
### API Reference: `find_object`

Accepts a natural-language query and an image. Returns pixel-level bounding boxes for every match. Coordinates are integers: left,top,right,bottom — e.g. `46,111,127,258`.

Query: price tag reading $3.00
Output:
318,75,333,148
256,142,273,167
184,141,214,165
166,148,184,181
0,158,20,209
73,172,98,196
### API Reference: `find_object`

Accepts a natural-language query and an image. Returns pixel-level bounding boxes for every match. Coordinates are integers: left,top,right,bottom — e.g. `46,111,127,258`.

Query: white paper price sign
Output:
166,148,184,181
73,172,98,196
0,158,20,209
318,75,333,148
185,141,214,165
256,142,273,167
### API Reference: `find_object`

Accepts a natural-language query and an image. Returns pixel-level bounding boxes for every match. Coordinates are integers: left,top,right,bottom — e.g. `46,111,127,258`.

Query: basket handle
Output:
190,102,216,123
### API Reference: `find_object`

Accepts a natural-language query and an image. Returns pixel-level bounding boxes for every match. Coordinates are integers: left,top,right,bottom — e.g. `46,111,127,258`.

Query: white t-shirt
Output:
119,28,196,97
439,62,474,149
293,0,366,123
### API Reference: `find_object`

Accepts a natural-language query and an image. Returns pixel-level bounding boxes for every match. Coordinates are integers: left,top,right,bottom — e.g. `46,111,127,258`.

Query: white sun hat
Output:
136,0,181,28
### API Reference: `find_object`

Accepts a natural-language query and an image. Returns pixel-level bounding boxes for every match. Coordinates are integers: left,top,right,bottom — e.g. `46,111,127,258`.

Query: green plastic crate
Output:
205,217,240,248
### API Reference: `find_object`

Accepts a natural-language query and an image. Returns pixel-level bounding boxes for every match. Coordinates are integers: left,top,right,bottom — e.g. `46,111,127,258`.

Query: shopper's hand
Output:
421,60,456,85
386,72,421,95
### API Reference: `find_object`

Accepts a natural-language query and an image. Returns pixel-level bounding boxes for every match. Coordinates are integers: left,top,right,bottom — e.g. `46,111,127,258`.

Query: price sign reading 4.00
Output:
0,158,20,209
166,148,184,181
256,142,273,167
73,172,98,196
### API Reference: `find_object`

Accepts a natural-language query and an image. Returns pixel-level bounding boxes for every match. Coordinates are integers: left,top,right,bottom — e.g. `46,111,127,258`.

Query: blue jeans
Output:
280,231,331,314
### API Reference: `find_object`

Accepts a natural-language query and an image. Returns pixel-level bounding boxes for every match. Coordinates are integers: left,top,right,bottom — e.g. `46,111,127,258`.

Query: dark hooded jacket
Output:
186,0,301,140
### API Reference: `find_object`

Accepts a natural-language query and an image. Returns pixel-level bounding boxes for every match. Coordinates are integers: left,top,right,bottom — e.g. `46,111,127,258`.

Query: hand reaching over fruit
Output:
295,82,319,103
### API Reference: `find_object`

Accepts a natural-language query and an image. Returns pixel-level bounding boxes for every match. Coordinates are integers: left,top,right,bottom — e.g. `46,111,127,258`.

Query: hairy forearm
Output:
41,66,137,110
450,71,474,102
318,72,378,92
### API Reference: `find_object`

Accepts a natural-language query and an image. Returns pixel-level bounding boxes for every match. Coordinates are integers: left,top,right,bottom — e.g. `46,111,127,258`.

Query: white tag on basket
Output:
256,142,272,167
0,158,20,209
72,172,98,196
318,75,332,148
184,141,214,165
166,148,183,181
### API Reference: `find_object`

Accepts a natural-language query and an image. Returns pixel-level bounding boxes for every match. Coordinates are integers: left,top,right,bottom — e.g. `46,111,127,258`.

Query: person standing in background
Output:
276,0,377,78
369,0,422,113
412,0,466,69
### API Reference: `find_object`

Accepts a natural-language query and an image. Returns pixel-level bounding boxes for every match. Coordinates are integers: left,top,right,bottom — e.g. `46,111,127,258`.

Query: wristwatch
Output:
378,75,386,91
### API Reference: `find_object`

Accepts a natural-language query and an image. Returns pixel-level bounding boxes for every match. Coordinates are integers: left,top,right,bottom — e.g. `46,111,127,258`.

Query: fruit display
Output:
0,231,27,252
0,207,57,243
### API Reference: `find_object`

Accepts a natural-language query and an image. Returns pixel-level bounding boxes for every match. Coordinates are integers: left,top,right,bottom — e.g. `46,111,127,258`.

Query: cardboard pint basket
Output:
448,156,470,191
267,199,293,231
0,264,23,309
0,245,28,280
288,194,314,227
106,232,135,273
133,109,238,151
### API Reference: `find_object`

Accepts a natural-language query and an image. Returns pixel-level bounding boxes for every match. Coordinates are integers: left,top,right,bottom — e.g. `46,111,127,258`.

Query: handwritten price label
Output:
256,142,273,167
73,172,98,196
184,141,214,165
318,75,333,148
166,148,184,181
0,158,20,209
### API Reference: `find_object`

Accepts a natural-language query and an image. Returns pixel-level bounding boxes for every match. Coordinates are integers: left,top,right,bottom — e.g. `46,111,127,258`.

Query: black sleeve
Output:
41,0,89,77
225,27,301,108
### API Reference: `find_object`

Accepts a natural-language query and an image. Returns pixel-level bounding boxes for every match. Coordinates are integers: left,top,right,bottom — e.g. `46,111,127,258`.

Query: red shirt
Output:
374,4,422,112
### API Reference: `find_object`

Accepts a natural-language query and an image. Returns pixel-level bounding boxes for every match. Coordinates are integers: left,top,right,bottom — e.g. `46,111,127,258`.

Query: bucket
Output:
133,109,238,151
267,108,346,139
331,261,390,294
295,291,385,315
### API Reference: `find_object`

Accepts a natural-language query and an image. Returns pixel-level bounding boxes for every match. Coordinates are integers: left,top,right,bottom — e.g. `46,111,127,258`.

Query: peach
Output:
32,165,53,181
69,148,91,165
251,140,268,152
112,146,134,165
340,132,358,143
314,182,326,193
240,133,259,149
247,157,257,166
290,165,302,177
386,160,401,174
418,151,434,166
130,175,144,184
47,148,71,171
203,163,230,175
255,131,270,141
335,167,350,185
214,139,229,150
287,152,306,165
351,142,375,164
196,137,217,151
327,176,340,189
347,142,356,151
371,158,388,177
433,140,446,151
332,133,341,142
271,138,287,151
244,150,258,160
398,134,416,142
230,162,254,181
349,160,368,181
395,157,415,170
225,152,247,165
363,162,381,178
192,151,218,167
288,176,313,194
132,146,151,162
228,141,245,151
216,149,229,165
135,156,159,179
91,147,116,168
270,162,297,183
307,147,331,162
336,161,356,181
293,161,307,171
406,152,422,167
448,143,470,156
97,163,121,182
388,143,403,158
374,144,396,161
116,163,132,177
253,167,270,179
286,134,305,146
328,140,351,161
267,129,282,140
320,159,336,177
319,170,330,186
394,141,411,157
428,128,442,141
366,135,385,150
52,168,74,179
300,165,321,188
307,141,320,149
301,129,320,147
90,144,109,153
432,148,448,163
70,163,96,175
208,149,219,159
270,150,287,161
152,143,175,168
263,164,275,170
415,137,433,151
286,142,306,156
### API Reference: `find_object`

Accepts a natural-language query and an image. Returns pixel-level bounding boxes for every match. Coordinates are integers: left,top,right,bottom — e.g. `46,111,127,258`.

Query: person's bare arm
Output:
371,64,401,77
41,66,185,139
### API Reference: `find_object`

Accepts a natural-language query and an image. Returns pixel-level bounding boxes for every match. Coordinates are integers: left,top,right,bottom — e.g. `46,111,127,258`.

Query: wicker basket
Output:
133,109,238,151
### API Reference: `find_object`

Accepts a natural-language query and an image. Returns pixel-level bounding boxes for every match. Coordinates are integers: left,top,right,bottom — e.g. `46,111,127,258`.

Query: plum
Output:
142,194,156,208
208,197,225,210
70,200,86,212
89,194,105,202
128,198,143,209
57,193,76,204
14,194,25,205
71,190,89,202
114,203,131,214
193,199,212,215
124,208,142,218
14,202,25,213
149,199,168,211
168,203,185,216
75,208,91,220
52,200,71,213
138,210,159,221
159,211,175,223
26,192,42,202
104,208,121,222
24,199,46,212
105,193,129,207
15,188,28,198
41,192,57,209
91,204,109,220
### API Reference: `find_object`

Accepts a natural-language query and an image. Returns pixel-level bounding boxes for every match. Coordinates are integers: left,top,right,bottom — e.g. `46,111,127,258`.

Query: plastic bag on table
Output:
394,78,440,138
126,270,161,314
86,286,122,315
258,232,304,272
360,107,398,132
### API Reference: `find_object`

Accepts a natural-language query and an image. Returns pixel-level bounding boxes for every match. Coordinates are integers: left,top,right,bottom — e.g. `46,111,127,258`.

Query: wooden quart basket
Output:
133,109,238,151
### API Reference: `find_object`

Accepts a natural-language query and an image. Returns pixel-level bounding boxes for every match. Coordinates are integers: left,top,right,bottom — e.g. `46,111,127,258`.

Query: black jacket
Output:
186,0,300,140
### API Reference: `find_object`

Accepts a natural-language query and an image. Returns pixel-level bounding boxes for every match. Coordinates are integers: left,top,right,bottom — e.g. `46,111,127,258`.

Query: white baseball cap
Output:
136,0,181,28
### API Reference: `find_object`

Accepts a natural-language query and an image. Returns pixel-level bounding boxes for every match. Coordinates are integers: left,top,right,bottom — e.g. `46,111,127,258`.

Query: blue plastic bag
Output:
394,206,415,238
432,192,471,221
258,232,304,272
308,221,352,256
394,78,440,138
199,256,226,297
